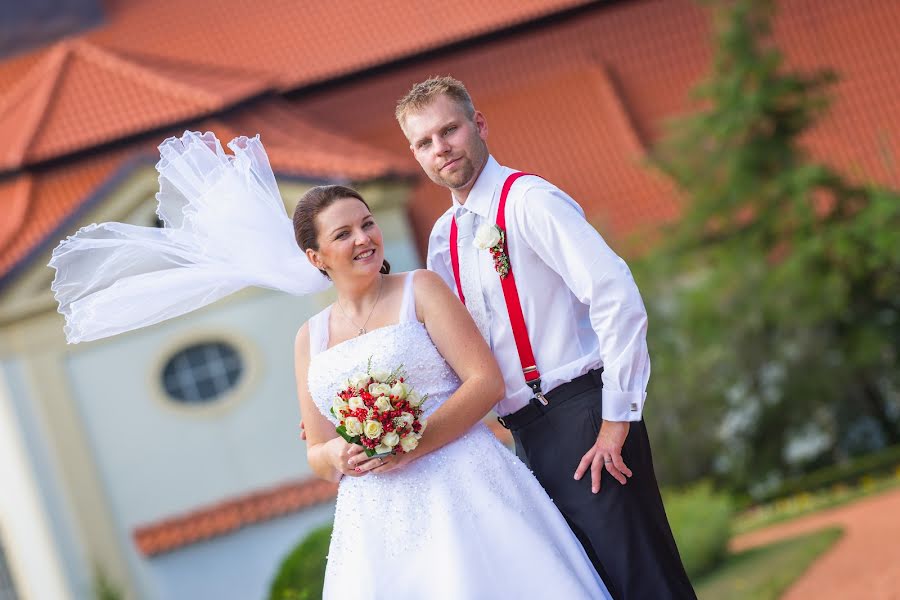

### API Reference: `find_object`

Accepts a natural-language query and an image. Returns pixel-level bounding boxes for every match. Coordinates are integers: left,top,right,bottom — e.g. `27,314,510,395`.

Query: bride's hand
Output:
327,438,369,480
349,449,417,474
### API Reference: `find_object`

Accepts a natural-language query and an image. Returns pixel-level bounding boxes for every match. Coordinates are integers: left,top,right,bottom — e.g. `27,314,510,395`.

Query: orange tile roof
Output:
93,0,597,90
0,0,595,170
0,149,131,280
3,0,898,283
292,0,900,252
0,39,271,172
0,176,34,260
220,99,414,181
133,478,339,556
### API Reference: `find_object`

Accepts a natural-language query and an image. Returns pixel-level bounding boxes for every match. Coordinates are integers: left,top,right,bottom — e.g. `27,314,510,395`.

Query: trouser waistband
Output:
498,368,603,431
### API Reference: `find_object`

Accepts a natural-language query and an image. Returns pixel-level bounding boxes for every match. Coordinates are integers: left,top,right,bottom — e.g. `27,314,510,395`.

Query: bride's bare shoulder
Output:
411,269,456,319
409,268,449,292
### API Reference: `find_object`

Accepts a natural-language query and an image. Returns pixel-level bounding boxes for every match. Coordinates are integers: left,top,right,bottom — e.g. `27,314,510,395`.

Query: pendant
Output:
357,328,366,336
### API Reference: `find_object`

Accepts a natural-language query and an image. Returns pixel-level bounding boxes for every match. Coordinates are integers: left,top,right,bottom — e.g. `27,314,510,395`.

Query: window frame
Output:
148,329,261,417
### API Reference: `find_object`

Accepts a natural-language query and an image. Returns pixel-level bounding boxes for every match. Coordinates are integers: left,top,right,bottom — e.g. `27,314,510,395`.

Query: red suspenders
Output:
450,172,548,405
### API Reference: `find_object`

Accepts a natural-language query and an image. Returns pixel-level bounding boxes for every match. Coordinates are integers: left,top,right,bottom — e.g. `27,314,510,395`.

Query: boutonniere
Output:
473,224,510,278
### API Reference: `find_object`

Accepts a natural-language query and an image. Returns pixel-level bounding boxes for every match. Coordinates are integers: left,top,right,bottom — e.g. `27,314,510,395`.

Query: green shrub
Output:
664,481,734,579
756,444,900,503
93,567,123,600
268,523,333,600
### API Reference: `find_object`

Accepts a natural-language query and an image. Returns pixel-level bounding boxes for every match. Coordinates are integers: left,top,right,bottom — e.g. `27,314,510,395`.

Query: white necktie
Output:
455,209,491,344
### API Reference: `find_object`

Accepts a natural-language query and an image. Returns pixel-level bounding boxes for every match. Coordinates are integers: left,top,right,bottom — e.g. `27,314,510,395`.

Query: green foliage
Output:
640,0,900,492
93,567,124,600
268,523,332,600
757,443,900,503
694,527,843,600
664,482,734,578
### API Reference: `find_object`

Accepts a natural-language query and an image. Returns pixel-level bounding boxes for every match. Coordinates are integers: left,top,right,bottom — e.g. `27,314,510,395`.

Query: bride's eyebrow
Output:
328,215,372,236
328,224,351,236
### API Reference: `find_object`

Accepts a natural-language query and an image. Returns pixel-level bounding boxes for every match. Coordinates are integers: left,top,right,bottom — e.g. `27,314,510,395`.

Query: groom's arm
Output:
511,185,650,420
511,184,648,492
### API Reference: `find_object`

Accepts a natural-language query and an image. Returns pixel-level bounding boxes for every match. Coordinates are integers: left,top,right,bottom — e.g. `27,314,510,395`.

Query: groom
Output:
395,76,696,599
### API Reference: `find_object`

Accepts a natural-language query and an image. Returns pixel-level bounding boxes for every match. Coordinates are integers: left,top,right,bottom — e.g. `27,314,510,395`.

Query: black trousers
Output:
507,372,696,600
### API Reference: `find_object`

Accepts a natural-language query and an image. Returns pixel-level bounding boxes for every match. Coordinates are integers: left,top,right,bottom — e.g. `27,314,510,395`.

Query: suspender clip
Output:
527,378,548,406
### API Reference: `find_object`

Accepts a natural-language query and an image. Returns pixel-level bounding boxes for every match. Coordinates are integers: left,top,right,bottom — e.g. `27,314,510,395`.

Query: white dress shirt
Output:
427,156,650,420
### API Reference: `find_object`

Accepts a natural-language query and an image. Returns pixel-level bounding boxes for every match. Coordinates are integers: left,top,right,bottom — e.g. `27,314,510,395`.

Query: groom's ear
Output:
474,111,488,141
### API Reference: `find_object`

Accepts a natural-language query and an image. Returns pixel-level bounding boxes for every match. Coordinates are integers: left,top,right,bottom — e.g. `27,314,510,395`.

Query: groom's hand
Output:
574,420,633,493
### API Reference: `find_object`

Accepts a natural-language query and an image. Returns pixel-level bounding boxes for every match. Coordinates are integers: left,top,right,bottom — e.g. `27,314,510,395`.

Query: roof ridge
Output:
0,44,72,167
589,62,646,156
73,41,225,106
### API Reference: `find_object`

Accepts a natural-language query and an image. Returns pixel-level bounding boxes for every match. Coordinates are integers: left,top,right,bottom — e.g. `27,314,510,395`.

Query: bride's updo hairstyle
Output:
293,185,391,278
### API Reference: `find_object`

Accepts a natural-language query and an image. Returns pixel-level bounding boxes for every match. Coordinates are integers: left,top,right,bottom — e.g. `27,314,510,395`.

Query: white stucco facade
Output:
0,172,417,599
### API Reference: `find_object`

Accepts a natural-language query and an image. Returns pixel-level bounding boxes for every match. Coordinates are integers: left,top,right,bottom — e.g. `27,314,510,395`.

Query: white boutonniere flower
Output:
472,224,510,278
473,224,503,250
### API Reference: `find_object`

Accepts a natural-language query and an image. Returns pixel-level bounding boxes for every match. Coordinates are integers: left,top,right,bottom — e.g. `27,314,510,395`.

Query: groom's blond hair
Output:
395,76,476,137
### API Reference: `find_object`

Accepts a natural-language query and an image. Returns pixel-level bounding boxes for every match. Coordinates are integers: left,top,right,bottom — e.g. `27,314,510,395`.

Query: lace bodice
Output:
307,271,461,424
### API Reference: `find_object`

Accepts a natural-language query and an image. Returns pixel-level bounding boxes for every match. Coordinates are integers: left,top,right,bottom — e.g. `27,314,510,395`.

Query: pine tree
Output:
644,0,900,493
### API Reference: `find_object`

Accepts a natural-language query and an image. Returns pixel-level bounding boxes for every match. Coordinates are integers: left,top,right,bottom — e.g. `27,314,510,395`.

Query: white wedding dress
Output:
307,271,611,600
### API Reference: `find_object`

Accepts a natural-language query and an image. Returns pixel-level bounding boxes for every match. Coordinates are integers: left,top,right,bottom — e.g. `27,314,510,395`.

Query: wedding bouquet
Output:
331,362,427,457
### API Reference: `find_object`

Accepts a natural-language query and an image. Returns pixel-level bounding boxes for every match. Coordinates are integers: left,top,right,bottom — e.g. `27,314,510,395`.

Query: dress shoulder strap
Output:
307,305,332,357
397,271,419,324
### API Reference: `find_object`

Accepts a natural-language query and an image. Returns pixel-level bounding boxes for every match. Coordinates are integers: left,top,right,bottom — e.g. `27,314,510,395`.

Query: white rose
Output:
374,443,393,455
363,419,383,439
407,392,425,408
473,224,502,250
390,382,411,400
349,372,370,389
332,395,349,413
374,396,393,412
348,395,366,410
381,432,400,448
368,383,392,397
370,369,392,383
394,413,414,429
400,435,419,453
344,417,363,437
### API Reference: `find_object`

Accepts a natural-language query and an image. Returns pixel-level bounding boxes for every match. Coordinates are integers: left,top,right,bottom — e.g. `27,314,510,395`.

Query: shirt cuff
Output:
601,389,646,422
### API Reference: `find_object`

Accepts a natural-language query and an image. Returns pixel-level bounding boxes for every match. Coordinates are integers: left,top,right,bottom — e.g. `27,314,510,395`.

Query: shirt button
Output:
630,402,638,412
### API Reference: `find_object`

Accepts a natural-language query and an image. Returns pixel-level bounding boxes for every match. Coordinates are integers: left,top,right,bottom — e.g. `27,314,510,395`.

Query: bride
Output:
50,132,611,599
295,185,610,598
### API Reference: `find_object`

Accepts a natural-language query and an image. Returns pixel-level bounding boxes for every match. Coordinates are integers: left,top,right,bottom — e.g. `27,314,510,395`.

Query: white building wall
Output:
0,197,419,600
63,202,419,532
0,362,82,600
64,287,323,528
147,502,335,600
61,201,420,595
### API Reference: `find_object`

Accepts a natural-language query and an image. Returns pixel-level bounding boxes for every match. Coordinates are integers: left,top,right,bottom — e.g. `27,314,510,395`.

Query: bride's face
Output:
308,198,385,279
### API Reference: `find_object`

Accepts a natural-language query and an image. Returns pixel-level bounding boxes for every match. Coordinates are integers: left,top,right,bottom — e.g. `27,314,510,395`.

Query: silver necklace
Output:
337,275,384,336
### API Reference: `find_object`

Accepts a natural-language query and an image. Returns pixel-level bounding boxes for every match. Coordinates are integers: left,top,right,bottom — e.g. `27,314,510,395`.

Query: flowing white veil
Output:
49,131,331,343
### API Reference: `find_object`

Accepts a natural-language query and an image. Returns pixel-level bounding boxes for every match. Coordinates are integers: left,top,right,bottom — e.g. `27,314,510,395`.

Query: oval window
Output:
161,341,243,404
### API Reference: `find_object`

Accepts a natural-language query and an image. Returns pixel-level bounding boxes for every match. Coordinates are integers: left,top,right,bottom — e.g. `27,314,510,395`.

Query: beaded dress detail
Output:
307,272,610,600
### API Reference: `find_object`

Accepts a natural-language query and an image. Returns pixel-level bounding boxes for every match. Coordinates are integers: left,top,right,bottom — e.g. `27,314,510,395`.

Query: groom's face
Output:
403,95,488,198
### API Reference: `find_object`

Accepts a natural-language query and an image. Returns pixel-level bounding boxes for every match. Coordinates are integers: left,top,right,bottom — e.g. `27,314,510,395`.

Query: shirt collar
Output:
451,155,503,219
